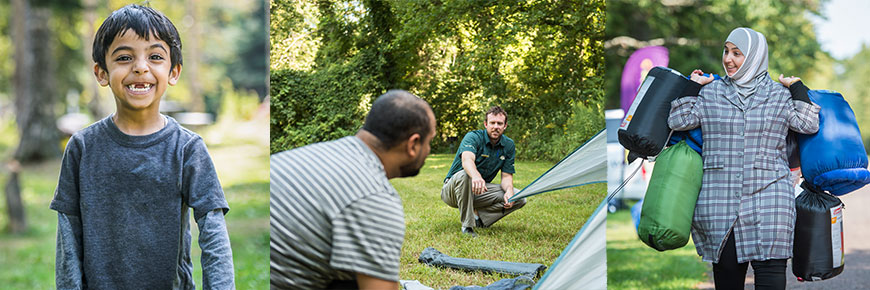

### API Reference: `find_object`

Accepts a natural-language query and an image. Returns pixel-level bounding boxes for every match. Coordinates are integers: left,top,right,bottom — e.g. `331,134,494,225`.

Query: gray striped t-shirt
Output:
270,136,405,289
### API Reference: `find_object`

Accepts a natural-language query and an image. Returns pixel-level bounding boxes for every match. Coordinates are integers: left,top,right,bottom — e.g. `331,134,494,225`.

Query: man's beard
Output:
399,156,425,177
488,129,501,139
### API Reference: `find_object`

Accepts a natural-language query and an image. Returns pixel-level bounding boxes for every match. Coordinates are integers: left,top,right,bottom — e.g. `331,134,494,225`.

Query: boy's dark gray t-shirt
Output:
50,115,229,289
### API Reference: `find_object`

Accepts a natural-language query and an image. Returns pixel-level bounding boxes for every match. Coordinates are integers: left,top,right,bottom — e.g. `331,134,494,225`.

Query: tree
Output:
11,0,62,163
271,0,606,161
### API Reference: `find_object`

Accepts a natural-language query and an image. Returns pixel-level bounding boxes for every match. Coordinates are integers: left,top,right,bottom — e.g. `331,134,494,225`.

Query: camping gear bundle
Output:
618,67,705,251
791,89,868,281
618,66,700,160
793,181,845,281
636,140,701,251
620,66,868,281
797,90,870,195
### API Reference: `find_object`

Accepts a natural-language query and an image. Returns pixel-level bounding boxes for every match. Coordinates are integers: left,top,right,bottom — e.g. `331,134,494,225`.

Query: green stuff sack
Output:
637,140,702,251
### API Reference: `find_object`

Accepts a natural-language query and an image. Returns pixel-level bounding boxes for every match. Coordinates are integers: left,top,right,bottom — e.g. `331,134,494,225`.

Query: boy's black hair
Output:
362,90,433,150
92,4,182,71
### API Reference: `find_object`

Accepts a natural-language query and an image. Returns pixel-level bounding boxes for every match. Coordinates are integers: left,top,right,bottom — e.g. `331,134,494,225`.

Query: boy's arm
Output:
56,212,84,290
197,208,235,290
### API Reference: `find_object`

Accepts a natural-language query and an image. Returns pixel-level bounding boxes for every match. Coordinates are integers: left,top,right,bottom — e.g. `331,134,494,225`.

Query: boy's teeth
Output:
127,84,152,92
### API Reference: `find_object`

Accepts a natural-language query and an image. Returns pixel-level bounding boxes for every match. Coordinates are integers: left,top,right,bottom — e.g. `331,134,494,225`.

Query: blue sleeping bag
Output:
798,90,870,196
668,128,702,154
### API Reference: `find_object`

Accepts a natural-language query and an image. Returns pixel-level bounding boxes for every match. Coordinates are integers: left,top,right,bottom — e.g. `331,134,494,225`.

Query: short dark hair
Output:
485,106,507,123
92,4,182,72
362,90,433,149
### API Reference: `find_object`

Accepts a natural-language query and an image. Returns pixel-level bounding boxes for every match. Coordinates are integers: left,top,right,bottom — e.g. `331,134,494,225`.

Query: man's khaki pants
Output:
441,171,526,229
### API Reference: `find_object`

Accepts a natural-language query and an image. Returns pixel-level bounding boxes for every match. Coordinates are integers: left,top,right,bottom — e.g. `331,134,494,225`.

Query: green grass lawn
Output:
606,202,709,289
391,153,605,289
0,118,269,289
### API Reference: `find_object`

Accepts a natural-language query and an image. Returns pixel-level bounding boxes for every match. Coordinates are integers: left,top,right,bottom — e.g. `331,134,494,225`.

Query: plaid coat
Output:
668,74,820,263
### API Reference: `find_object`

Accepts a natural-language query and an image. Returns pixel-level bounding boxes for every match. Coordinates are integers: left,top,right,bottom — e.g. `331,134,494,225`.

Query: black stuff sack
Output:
792,181,845,281
618,67,701,159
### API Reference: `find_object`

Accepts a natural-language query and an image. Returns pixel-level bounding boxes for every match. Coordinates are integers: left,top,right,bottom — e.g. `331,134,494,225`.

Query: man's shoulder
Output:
273,136,361,161
500,135,516,151
271,136,379,186
463,129,485,139
501,134,515,145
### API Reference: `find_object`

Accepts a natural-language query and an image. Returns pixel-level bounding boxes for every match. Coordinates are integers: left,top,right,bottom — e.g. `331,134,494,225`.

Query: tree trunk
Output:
4,161,26,234
12,0,60,163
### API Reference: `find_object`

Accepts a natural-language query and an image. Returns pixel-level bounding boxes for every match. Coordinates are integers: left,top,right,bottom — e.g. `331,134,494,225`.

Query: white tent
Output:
535,199,607,289
509,129,607,201
506,129,608,289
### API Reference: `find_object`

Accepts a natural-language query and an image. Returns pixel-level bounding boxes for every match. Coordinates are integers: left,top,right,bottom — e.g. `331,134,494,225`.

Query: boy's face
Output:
94,29,181,112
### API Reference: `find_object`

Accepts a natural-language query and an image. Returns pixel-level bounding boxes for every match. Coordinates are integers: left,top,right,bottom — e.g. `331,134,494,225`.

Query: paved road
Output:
697,183,870,289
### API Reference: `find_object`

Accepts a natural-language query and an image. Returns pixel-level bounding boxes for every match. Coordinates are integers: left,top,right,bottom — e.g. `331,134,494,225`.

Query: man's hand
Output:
471,176,486,195
503,189,514,208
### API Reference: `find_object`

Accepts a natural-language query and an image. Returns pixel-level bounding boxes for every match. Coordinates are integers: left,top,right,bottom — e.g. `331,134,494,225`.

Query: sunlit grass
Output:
393,153,605,288
607,202,709,289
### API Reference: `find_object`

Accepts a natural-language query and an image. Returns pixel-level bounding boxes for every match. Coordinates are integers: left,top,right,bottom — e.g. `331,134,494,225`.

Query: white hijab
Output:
723,27,769,99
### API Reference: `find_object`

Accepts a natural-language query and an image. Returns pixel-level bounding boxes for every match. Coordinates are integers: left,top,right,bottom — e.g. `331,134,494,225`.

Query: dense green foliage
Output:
271,0,605,161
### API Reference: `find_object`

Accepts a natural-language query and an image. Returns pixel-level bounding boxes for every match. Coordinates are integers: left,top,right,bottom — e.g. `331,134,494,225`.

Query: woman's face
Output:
723,42,745,76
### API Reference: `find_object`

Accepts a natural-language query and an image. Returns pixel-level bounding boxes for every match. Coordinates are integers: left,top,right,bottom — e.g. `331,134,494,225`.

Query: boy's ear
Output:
168,64,182,86
93,63,109,87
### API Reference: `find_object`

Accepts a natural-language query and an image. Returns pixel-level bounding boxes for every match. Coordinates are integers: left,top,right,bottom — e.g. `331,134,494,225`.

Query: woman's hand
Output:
778,74,801,88
690,69,714,85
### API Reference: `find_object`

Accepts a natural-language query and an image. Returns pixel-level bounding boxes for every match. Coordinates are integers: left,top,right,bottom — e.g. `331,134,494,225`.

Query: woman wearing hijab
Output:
668,27,820,289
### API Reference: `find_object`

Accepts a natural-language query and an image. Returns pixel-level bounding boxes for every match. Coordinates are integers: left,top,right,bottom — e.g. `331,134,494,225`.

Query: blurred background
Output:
0,0,269,287
605,0,870,288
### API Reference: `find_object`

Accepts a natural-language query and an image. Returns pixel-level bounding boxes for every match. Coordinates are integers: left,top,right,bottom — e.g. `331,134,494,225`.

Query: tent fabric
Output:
400,280,435,290
534,197,608,289
449,276,536,290
509,129,606,202
418,247,547,277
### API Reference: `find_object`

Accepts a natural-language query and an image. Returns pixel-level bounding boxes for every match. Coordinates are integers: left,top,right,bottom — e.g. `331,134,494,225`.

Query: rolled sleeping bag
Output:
637,141,702,251
797,90,870,195
618,67,701,158
668,127,703,154
792,181,845,281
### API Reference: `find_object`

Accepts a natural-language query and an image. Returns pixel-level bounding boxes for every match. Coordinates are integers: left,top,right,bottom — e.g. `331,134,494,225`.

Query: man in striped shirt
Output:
270,90,435,289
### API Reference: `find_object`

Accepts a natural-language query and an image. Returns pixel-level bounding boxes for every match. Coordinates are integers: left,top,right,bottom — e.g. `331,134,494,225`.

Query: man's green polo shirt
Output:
445,130,516,183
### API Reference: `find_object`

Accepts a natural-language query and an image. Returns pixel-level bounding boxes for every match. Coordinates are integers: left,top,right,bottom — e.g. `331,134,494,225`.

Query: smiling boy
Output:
50,4,234,289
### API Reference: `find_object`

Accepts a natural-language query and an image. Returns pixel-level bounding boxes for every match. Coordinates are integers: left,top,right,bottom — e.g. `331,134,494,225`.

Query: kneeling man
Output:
441,106,526,237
